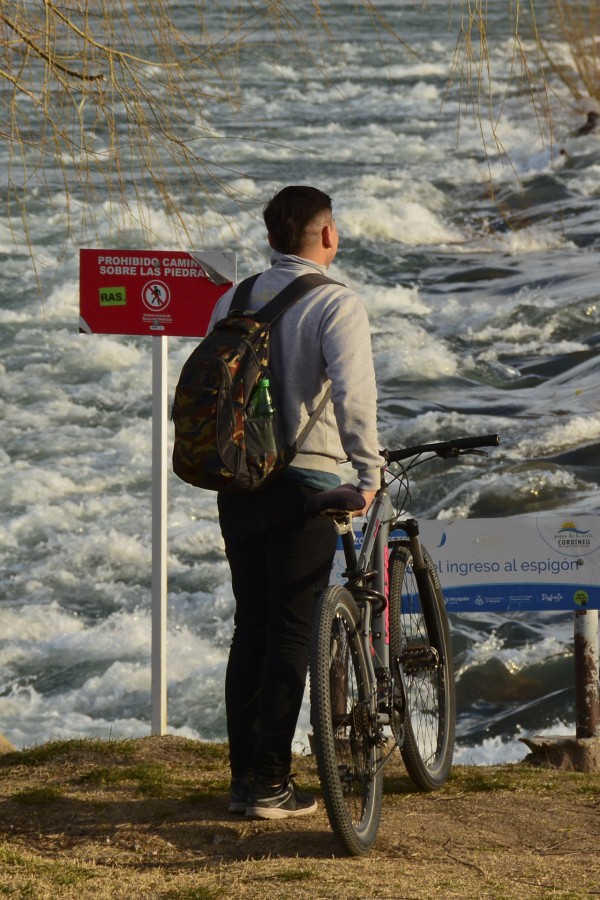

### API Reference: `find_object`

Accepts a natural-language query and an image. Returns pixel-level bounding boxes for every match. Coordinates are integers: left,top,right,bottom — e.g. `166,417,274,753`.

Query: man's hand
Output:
353,488,377,517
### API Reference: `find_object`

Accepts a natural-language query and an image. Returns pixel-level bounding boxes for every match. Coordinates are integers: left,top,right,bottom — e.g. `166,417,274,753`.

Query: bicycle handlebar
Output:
383,433,500,464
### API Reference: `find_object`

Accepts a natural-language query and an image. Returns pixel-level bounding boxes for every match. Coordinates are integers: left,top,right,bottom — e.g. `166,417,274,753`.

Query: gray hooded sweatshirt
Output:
208,251,381,491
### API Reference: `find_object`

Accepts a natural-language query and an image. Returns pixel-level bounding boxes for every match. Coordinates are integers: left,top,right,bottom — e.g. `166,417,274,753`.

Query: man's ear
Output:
267,233,275,249
322,223,334,249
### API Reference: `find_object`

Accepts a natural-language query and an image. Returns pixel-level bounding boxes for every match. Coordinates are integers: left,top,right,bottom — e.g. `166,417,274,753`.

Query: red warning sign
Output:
79,250,236,337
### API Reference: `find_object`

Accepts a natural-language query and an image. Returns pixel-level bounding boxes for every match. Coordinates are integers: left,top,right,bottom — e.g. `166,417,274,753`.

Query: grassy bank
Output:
0,735,598,899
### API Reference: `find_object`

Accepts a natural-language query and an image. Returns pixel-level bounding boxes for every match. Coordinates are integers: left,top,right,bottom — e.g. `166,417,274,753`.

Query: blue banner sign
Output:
332,516,600,612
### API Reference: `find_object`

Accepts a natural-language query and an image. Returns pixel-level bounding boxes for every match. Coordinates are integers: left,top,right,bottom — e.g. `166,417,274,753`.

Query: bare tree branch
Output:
0,1,595,277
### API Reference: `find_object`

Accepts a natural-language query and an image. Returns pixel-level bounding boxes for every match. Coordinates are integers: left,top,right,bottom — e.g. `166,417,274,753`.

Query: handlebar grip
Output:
447,434,501,451
385,433,500,464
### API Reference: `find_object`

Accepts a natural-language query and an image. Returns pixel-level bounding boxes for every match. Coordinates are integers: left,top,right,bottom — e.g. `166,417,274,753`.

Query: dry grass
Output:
0,735,599,899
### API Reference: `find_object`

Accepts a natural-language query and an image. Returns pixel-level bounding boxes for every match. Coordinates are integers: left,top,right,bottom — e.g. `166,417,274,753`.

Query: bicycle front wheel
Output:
310,585,383,855
389,541,456,790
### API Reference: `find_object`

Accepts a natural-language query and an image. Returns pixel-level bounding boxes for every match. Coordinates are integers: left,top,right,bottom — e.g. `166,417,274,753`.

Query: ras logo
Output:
100,287,126,306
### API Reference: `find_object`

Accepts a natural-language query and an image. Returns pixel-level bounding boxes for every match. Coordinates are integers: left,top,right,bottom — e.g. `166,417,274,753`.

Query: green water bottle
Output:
250,377,275,419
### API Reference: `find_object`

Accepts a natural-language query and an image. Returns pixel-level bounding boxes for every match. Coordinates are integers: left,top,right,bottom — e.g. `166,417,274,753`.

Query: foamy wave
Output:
361,283,429,316
373,324,459,380
454,734,529,765
5,470,80,508
502,226,576,254
456,633,567,678
455,717,576,766
0,682,199,748
341,193,462,245
515,416,600,458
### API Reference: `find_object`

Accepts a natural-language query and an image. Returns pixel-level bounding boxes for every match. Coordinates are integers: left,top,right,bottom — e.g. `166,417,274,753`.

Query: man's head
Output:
263,185,338,265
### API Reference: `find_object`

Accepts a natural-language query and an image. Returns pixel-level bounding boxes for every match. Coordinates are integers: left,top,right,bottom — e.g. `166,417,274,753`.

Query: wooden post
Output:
574,609,600,739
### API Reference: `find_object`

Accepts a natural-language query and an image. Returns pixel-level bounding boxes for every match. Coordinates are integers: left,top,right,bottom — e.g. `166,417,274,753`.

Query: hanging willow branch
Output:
0,0,591,275
536,0,600,105
1,0,268,260
1,11,104,81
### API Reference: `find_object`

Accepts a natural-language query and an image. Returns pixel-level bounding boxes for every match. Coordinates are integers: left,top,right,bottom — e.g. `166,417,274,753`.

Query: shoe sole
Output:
228,801,247,814
245,800,317,820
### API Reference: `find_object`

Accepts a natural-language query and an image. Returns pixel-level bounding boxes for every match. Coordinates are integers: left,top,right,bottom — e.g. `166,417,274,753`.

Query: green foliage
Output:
13,786,64,805
1,738,136,768
275,869,314,883
162,888,224,900
77,761,171,795
454,768,518,792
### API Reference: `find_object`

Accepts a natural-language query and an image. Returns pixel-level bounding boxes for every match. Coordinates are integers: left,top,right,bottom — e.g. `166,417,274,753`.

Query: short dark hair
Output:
263,185,333,254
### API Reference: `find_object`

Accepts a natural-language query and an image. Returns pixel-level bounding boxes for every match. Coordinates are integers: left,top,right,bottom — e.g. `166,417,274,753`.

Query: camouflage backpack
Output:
171,272,336,493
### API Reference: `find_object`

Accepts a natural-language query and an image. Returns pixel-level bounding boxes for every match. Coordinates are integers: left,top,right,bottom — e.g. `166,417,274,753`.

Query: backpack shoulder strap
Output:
228,271,342,458
291,384,332,455
229,272,342,321
257,273,341,323
228,273,260,313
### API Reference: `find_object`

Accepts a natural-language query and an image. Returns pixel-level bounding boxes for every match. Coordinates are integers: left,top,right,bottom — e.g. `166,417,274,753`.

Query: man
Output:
209,185,380,819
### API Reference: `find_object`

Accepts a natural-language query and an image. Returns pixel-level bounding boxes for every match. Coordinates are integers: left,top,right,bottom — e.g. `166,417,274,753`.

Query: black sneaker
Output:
228,776,253,814
245,777,317,820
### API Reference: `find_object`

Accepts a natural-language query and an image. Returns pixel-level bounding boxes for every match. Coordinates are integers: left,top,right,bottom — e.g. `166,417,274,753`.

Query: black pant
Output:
217,477,337,784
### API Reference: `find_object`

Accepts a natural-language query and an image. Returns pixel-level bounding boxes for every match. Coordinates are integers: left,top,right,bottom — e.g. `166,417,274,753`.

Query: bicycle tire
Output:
310,585,383,855
388,541,456,790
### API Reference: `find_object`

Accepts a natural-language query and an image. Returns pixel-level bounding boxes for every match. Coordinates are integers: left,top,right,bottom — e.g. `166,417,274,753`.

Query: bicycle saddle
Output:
305,483,365,516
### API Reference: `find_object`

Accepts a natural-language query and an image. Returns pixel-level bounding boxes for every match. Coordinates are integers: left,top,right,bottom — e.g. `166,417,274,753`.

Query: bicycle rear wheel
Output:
310,585,383,855
388,541,455,790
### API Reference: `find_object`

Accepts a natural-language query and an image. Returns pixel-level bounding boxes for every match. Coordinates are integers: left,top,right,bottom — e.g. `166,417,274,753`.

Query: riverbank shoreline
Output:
0,735,598,899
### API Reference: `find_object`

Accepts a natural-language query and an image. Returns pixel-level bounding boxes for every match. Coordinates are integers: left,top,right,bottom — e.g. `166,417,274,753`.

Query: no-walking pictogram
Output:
142,280,171,312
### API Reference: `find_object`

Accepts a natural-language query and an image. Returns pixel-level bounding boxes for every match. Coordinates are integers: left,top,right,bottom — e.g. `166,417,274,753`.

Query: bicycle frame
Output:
335,474,443,737
355,486,392,688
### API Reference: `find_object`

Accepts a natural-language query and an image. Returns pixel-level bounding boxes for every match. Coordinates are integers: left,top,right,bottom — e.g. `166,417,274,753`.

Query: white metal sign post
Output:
151,335,169,735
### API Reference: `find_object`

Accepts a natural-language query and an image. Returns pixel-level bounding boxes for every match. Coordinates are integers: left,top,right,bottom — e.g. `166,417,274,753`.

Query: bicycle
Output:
306,433,500,855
